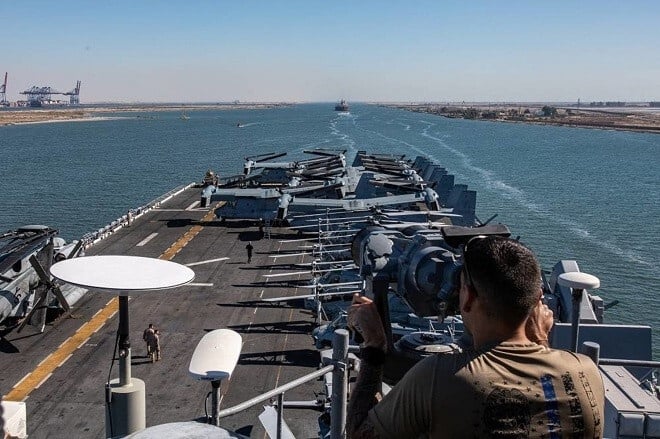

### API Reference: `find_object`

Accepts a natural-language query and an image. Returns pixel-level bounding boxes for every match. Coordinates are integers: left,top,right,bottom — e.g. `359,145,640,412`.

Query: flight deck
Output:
1,185,324,438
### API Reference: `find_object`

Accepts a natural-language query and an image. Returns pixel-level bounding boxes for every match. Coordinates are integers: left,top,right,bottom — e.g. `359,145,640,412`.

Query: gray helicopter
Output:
203,168,443,224
0,225,85,333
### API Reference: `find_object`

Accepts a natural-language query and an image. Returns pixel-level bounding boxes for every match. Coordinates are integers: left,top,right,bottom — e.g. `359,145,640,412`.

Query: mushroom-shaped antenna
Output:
189,329,243,426
558,271,600,352
557,272,600,290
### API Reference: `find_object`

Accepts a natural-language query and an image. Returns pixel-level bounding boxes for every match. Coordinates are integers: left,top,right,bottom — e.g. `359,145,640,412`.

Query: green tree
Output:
463,108,479,119
541,106,557,117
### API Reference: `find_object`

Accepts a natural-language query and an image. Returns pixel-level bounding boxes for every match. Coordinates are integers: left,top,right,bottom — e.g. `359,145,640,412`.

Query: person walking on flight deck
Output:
246,242,254,263
143,324,155,357
143,324,161,362
150,329,161,362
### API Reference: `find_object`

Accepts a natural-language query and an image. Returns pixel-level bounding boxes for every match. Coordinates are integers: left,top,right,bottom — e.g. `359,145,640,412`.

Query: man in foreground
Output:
347,236,604,438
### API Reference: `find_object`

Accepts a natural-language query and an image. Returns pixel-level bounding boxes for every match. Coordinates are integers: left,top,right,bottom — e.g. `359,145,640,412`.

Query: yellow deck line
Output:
3,297,119,401
3,203,219,402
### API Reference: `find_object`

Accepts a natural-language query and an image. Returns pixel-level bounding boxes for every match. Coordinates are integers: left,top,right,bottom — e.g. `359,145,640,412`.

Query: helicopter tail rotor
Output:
17,254,72,333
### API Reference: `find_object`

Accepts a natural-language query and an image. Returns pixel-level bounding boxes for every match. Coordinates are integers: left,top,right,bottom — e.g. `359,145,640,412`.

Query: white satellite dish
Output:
189,329,242,381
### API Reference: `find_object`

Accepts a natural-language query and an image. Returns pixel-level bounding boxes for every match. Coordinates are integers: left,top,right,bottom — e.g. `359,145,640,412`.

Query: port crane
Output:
19,80,81,106
64,80,81,105
0,72,8,106
20,86,62,106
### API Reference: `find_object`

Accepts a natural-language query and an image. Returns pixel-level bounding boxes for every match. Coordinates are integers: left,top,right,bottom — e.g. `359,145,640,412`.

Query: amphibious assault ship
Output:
0,150,657,438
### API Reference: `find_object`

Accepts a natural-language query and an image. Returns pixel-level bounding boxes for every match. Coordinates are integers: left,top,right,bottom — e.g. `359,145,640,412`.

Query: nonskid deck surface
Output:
0,186,324,438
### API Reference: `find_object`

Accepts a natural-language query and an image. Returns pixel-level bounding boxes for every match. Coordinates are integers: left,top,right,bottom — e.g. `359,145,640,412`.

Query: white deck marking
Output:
136,233,158,247
153,208,208,212
14,374,30,388
35,373,53,390
185,257,229,267
185,200,201,210
58,354,73,368
187,282,214,287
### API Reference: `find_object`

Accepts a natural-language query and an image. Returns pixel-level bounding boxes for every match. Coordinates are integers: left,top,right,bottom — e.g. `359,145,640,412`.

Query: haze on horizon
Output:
1,0,658,104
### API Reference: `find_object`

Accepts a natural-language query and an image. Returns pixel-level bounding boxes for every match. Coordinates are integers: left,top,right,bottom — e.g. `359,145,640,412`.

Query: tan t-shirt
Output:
369,342,604,438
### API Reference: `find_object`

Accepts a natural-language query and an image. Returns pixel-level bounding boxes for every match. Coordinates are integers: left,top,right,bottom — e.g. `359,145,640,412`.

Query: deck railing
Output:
217,329,351,439
81,183,195,247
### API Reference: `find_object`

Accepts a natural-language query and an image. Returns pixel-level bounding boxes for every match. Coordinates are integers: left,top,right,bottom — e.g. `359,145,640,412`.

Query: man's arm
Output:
347,294,388,438
346,361,382,438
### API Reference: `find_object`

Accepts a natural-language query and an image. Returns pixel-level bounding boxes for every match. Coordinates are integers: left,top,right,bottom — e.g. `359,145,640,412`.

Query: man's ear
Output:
460,285,477,314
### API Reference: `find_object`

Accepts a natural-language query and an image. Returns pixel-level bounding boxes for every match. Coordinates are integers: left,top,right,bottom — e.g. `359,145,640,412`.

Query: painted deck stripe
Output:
35,373,53,390
187,282,214,287
160,208,216,261
3,297,119,402
3,204,220,402
185,257,229,267
58,353,73,368
13,373,30,389
136,233,158,247
185,200,201,210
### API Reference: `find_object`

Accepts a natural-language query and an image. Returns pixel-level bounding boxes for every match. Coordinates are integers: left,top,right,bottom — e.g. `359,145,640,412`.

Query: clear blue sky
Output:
1,0,658,103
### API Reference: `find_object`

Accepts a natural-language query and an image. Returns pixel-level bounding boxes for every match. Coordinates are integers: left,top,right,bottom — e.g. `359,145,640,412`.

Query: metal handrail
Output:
217,365,334,418
598,359,660,368
217,329,351,439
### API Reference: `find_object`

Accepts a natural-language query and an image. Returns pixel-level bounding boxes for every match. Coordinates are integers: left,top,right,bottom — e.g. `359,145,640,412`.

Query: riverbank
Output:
0,103,292,126
383,103,660,134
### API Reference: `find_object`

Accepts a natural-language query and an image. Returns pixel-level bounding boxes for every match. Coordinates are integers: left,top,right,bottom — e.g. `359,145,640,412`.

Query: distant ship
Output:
334,99,349,112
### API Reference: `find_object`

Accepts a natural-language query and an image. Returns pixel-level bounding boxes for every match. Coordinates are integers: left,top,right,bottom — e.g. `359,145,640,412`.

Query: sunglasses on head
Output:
462,235,487,292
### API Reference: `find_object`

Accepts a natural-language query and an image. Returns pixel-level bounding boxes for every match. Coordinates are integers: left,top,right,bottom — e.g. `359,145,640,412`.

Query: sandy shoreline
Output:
383,104,660,134
0,103,290,126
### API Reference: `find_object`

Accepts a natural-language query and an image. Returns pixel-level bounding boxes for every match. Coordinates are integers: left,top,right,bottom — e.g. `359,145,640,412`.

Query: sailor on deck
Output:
143,324,161,362
246,242,254,263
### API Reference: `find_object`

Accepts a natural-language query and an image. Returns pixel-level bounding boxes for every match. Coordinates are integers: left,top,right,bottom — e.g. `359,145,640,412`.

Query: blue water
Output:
1,104,659,356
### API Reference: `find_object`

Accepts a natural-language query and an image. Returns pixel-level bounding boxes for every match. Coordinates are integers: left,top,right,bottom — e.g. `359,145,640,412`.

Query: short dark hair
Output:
464,237,541,325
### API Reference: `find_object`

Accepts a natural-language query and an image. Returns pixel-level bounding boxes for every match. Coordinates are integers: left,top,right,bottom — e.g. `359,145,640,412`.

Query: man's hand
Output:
347,294,387,438
525,299,554,347
348,294,387,352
